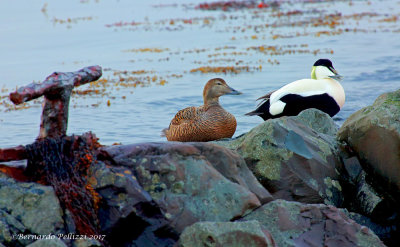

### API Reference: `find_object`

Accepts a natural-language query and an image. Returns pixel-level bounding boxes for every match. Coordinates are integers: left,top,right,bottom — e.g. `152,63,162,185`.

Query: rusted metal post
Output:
10,65,102,139
0,65,102,162
0,146,27,161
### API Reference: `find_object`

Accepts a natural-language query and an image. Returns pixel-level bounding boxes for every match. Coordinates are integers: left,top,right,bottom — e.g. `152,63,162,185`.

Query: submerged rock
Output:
177,220,276,247
241,200,385,247
217,109,343,206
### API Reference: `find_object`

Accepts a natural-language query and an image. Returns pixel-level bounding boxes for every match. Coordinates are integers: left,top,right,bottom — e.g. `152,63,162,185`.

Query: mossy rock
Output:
217,109,343,206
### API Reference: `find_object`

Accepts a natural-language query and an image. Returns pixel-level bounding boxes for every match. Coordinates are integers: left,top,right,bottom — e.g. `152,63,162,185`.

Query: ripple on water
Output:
0,0,399,146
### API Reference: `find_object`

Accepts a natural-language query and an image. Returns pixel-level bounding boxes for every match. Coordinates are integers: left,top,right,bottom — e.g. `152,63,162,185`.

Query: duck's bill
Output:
329,74,343,81
329,68,344,81
226,87,242,95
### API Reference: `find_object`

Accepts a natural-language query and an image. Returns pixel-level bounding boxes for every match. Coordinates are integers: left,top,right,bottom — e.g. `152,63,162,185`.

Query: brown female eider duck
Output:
162,78,241,142
246,59,345,120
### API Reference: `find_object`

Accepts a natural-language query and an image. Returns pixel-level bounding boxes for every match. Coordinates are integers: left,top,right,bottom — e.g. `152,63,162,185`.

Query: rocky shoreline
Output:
0,89,399,247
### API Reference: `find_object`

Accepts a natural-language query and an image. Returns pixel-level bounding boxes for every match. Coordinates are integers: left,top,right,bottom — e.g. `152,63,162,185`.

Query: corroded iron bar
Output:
10,66,102,104
0,145,26,161
9,66,102,139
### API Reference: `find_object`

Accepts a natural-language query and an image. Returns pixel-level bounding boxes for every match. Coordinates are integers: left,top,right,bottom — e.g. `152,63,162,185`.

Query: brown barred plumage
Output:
162,78,241,142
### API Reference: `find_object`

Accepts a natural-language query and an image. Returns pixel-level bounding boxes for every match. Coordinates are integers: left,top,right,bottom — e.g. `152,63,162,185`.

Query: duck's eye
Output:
217,82,222,85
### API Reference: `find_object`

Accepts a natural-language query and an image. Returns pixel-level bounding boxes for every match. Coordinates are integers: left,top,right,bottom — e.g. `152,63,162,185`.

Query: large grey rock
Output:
217,109,343,206
95,142,268,246
0,174,65,246
177,220,276,247
338,89,400,193
242,200,386,247
337,90,400,244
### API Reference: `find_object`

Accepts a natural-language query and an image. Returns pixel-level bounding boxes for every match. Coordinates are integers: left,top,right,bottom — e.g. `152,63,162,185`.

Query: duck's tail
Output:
244,110,260,116
161,128,168,137
245,100,272,121
246,91,274,118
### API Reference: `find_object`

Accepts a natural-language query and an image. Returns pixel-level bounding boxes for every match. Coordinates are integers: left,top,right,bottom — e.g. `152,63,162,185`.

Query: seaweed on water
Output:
196,0,275,11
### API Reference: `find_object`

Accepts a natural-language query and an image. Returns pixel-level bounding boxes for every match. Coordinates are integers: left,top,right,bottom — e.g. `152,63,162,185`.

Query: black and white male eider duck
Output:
246,59,345,120
162,78,242,142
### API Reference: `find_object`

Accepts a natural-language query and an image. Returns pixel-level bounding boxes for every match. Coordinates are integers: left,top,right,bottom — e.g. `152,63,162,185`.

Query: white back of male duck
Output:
163,78,242,142
246,59,345,120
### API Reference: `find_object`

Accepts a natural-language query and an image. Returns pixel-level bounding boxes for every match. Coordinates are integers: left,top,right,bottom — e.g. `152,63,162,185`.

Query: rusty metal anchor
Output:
0,65,102,163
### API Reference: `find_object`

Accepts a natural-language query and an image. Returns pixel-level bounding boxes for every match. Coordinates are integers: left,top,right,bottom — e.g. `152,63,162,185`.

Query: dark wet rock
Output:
0,174,65,246
339,155,384,218
355,171,383,216
242,200,385,247
337,90,400,246
177,220,276,247
72,239,102,247
27,239,68,247
342,156,363,183
89,161,175,246
345,211,398,246
338,89,400,194
95,141,268,246
217,109,343,206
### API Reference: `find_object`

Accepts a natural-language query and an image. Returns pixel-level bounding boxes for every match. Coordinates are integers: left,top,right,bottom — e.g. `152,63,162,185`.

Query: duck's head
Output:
203,78,241,104
311,59,343,81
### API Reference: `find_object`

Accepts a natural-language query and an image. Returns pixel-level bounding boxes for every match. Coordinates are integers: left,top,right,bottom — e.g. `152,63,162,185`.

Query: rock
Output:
0,174,65,246
72,239,102,247
339,156,384,218
338,89,400,222
96,142,267,246
26,239,68,247
89,161,175,246
338,89,400,191
322,154,398,246
291,107,339,136
342,156,363,183
186,142,273,203
345,211,398,246
177,220,276,247
217,109,343,206
242,200,386,247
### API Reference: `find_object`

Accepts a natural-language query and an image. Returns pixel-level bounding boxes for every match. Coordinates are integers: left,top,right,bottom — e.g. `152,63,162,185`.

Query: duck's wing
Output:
162,106,206,139
269,79,326,104
170,106,204,126
244,90,275,118
257,90,275,101
256,90,275,106
162,106,201,137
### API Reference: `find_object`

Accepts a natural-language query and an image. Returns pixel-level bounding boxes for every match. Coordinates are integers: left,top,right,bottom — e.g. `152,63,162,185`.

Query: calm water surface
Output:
0,0,399,147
